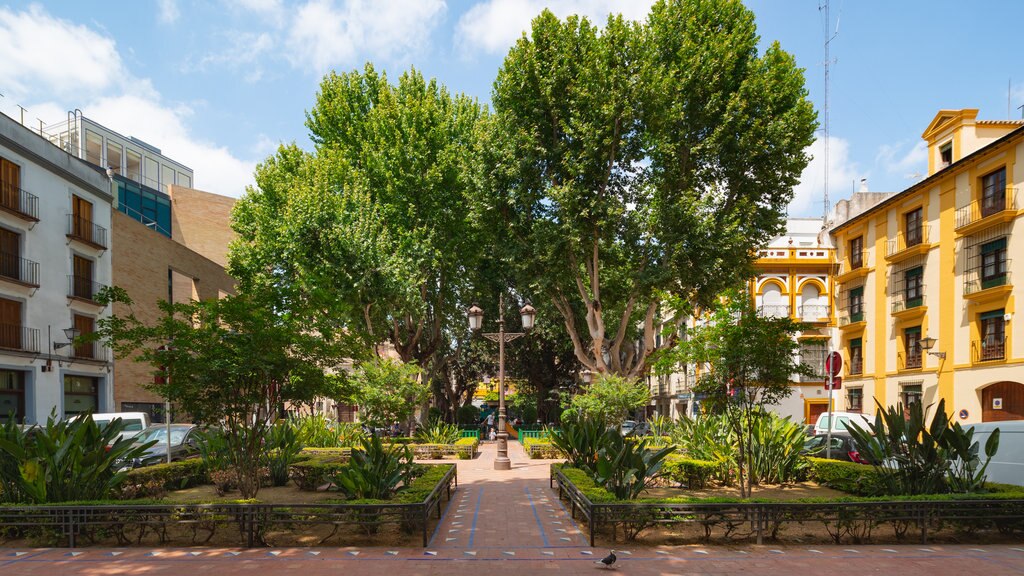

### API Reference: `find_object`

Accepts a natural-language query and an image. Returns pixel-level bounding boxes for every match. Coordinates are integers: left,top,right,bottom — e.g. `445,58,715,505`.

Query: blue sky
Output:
2,1,1023,216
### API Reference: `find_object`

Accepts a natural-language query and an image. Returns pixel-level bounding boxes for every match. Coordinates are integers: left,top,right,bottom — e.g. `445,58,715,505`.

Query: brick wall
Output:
168,185,236,268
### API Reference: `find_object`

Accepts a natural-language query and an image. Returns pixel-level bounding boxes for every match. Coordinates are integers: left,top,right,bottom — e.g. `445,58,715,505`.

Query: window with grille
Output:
849,338,863,375
979,310,1006,361
901,382,923,408
847,388,863,413
981,167,1006,217
905,207,923,246
903,326,922,369
849,236,864,269
981,238,1007,288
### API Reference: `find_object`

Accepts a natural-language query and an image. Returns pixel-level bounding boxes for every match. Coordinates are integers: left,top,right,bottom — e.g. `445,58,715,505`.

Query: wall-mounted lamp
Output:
53,327,81,350
42,326,81,372
919,336,945,360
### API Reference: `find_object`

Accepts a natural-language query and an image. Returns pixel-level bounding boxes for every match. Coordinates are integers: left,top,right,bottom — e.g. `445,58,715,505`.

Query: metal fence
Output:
551,466,1024,546
0,464,457,548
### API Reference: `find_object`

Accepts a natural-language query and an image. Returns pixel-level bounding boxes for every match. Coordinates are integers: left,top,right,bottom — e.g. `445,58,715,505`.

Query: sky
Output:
1,0,1023,217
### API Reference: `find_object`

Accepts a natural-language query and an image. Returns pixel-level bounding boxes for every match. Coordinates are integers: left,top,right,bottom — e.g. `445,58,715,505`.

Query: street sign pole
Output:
826,369,834,459
823,350,843,460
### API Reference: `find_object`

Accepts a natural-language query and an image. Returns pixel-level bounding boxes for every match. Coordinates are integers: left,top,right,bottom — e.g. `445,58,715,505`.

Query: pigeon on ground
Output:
595,551,617,569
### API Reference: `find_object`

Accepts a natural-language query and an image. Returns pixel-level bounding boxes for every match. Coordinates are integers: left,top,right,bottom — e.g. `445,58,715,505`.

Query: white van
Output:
813,411,873,435
84,412,151,443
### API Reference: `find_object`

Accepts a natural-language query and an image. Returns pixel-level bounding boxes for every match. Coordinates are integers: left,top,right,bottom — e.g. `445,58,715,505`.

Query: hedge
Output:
117,459,208,499
523,438,561,459
807,457,886,496
662,456,718,489
290,452,351,491
551,464,615,502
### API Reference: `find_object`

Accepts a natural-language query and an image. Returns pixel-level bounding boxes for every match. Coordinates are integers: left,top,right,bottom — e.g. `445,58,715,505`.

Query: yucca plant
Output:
594,430,676,499
415,421,460,444
0,413,154,503
331,435,415,500
548,416,613,475
266,420,304,486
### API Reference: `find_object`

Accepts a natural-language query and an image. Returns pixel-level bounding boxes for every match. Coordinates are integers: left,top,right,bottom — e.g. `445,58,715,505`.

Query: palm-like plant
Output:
548,416,612,475
594,431,676,499
331,435,415,500
415,421,460,444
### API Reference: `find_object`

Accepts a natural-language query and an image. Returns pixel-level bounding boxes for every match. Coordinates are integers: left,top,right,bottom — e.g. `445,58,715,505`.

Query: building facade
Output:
0,112,114,424
831,109,1023,424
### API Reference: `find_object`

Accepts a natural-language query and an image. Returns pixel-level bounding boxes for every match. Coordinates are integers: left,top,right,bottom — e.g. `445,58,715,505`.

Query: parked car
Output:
813,411,873,436
801,432,870,464
81,412,151,443
122,424,202,469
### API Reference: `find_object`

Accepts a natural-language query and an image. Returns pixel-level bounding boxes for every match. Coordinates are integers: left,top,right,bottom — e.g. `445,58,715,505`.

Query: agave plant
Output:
0,413,154,503
266,420,305,486
593,430,676,499
747,412,808,485
415,421,460,444
671,414,736,484
547,416,613,474
331,435,415,500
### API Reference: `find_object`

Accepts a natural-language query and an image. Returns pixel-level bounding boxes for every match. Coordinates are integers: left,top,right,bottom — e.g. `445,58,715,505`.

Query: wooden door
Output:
72,195,93,241
0,297,21,350
0,158,18,210
807,401,829,427
982,382,1024,422
0,228,18,281
73,314,94,359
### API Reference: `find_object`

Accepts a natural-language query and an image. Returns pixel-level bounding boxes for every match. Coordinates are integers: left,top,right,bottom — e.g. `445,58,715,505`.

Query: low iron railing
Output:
0,252,40,286
0,182,39,221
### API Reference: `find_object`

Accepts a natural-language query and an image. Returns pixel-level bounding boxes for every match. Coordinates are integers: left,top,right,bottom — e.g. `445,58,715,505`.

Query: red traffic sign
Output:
824,376,842,390
825,351,843,377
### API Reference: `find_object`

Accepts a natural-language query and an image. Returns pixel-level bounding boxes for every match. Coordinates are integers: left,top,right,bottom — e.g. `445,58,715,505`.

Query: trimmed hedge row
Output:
662,456,718,489
117,459,208,499
807,457,885,496
523,437,561,459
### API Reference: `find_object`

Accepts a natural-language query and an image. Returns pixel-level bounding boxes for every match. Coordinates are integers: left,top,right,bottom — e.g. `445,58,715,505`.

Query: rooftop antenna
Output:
819,0,839,223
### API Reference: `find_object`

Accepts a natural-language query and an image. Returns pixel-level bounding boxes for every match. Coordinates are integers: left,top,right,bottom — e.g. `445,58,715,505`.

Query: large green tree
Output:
479,0,817,379
230,65,488,384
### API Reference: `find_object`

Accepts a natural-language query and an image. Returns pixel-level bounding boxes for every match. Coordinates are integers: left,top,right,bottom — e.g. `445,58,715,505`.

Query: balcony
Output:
955,188,1018,236
837,310,865,330
756,247,832,265
0,324,40,353
66,214,107,249
836,251,869,283
0,253,39,287
964,267,1011,302
757,304,790,319
0,182,39,222
900,350,923,370
798,304,830,322
973,338,1005,362
67,275,107,304
885,224,931,263
891,289,926,319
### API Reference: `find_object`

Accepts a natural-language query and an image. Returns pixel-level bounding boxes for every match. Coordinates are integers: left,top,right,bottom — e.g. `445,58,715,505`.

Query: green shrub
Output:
748,413,808,484
415,421,460,445
454,437,478,459
663,456,718,489
594,433,675,499
195,428,232,472
456,405,481,426
807,457,885,496
523,437,561,459
331,435,415,500
290,456,349,491
551,464,615,502
118,459,208,499
0,414,154,503
670,414,736,484
548,417,613,474
267,420,304,486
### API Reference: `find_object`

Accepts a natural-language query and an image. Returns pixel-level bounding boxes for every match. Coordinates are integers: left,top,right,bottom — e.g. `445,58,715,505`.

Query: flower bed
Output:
551,463,1024,546
0,464,457,548
523,437,562,459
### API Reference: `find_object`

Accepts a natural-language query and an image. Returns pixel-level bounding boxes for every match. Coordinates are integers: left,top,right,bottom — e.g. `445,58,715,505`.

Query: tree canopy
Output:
478,0,817,379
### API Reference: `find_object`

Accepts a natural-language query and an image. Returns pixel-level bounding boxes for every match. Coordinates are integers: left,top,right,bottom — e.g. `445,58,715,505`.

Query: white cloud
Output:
456,0,655,57
791,136,860,218
193,31,275,83
285,0,447,73
0,5,254,198
0,5,126,100
876,140,927,180
158,0,180,24
228,0,285,21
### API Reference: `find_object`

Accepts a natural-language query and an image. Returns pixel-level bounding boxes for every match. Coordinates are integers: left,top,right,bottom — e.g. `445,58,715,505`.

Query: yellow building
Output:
749,218,838,425
830,109,1023,424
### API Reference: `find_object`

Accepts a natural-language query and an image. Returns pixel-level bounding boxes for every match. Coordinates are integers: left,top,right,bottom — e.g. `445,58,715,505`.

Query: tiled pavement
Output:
3,442,1024,575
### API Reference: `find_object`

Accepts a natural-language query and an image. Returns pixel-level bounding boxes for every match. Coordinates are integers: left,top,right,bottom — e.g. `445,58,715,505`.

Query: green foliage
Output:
415,421,460,445
0,414,154,503
670,414,737,484
456,404,481,426
118,459,208,499
662,456,718,489
348,357,428,428
291,414,366,448
551,464,617,503
290,455,349,491
267,420,304,487
847,399,1002,496
563,373,649,425
594,433,676,499
547,417,613,474
748,413,809,484
648,414,674,438
523,437,562,459
331,435,415,500
482,2,817,379
807,457,885,496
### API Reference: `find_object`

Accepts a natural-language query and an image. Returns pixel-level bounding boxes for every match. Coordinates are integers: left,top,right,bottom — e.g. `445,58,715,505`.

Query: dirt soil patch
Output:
643,481,846,501
163,483,345,504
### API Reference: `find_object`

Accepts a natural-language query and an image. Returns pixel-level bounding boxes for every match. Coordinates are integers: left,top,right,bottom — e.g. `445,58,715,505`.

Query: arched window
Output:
760,283,787,318
801,284,826,319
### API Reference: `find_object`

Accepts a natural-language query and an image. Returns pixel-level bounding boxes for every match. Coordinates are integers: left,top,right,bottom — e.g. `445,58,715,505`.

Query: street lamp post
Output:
468,295,535,471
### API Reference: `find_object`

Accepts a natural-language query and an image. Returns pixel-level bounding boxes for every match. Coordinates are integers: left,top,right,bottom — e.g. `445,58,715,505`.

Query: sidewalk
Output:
3,442,1024,575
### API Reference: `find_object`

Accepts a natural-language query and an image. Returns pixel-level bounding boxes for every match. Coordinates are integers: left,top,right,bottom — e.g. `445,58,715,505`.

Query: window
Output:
73,314,94,359
799,342,827,382
0,157,20,212
71,195,94,243
178,172,191,188
115,180,172,237
901,383,922,409
847,388,863,413
979,310,1006,361
904,266,923,308
905,207,923,247
85,130,103,166
849,338,863,375
106,142,123,173
72,255,94,300
939,142,953,167
0,297,22,350
904,326,922,369
981,167,1007,218
980,238,1008,289
144,157,159,188
849,236,864,269
849,286,864,322
161,164,175,190
63,375,99,417
0,370,25,424
126,149,142,182
0,227,20,282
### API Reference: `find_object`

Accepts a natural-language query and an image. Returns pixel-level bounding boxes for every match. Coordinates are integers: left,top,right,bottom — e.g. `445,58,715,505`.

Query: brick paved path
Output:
3,442,1024,575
